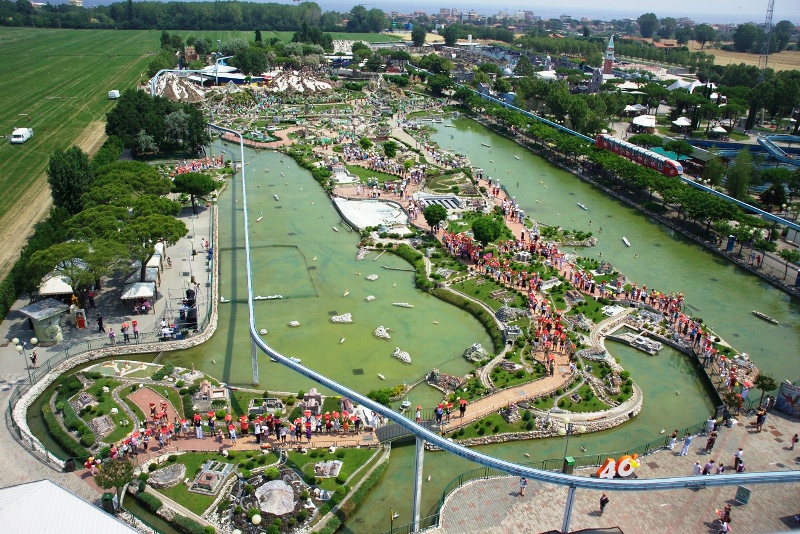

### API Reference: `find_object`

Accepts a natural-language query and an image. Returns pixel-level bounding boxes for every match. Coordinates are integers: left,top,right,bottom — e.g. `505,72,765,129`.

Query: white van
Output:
10,128,33,144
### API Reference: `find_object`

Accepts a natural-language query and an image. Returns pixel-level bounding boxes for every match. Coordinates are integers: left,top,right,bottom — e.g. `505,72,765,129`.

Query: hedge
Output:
41,404,88,459
317,460,388,534
431,287,504,353
172,514,210,534
134,492,163,513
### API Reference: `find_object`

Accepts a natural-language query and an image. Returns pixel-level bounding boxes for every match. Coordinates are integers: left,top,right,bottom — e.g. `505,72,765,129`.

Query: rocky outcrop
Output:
373,326,391,340
330,313,353,324
462,342,489,363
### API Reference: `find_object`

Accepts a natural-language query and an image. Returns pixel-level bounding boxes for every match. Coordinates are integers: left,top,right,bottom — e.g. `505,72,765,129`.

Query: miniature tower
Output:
603,35,615,75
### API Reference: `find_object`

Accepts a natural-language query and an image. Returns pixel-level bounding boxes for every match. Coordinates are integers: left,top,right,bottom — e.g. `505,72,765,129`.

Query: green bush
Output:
297,509,309,521
215,410,226,420
150,364,174,381
41,404,88,459
336,472,348,485
263,467,280,481
244,484,254,495
245,460,255,470
203,528,215,534
138,473,149,482
80,430,96,447
135,492,163,513
241,470,253,479
149,463,159,472
172,514,206,534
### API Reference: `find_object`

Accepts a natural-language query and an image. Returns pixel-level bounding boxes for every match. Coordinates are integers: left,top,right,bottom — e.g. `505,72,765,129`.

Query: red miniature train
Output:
596,134,683,177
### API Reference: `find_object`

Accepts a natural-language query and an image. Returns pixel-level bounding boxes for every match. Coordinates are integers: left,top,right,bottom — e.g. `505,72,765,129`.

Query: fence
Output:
383,417,713,534
6,207,216,465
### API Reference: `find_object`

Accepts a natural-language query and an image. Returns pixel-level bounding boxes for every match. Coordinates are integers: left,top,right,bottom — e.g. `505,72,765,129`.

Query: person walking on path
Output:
108,327,115,345
29,349,37,368
705,431,717,454
132,320,139,340
97,314,105,333
679,433,694,456
791,433,798,450
121,322,130,343
88,290,97,309
519,477,527,496
599,493,609,516
734,447,743,467
702,460,715,475
692,461,702,476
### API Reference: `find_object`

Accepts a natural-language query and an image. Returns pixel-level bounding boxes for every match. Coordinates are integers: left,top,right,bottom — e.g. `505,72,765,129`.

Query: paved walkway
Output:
437,410,800,533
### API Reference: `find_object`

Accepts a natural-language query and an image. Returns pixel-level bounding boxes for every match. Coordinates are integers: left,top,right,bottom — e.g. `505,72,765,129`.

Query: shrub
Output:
244,484,254,495
215,410,226,420
301,489,310,499
138,473,149,482
241,470,253,479
297,509,309,521
149,463,159,472
80,430,96,447
336,450,345,459
136,492,163,513
168,455,178,462
245,460,255,470
172,514,206,534
150,364,174,381
263,467,280,481
55,401,64,412
40,404,88,459
203,528,215,534
336,472,348,485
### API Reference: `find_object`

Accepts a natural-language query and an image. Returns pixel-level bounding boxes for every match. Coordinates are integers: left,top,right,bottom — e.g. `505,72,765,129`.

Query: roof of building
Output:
0,480,139,534
651,147,692,161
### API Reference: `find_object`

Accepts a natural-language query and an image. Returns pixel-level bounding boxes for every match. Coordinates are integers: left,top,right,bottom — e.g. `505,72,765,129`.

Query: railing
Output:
382,416,717,534
6,205,216,464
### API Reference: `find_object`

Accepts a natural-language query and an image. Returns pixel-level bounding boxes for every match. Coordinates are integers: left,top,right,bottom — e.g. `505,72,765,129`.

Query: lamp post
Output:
558,417,587,462
12,336,38,384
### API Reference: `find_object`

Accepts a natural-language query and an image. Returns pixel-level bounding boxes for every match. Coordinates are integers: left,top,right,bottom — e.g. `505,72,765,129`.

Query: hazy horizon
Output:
76,0,797,26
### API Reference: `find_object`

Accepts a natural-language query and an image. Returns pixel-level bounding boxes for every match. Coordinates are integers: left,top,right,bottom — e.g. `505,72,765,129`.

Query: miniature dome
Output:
503,67,513,76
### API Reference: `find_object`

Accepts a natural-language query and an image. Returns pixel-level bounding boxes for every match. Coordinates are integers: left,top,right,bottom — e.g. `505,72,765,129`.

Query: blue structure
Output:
757,134,800,166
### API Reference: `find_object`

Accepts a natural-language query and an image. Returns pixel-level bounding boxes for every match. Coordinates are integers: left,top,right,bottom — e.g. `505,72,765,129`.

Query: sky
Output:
315,0,798,25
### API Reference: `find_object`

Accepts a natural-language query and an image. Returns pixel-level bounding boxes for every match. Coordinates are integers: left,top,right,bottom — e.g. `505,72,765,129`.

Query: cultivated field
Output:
0,28,398,281
688,40,800,72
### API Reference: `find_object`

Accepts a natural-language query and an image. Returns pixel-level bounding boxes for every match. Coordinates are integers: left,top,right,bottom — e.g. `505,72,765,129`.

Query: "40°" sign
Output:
595,454,640,479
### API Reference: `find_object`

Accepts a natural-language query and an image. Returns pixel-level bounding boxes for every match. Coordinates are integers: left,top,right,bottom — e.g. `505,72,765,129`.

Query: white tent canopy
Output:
624,104,647,113
712,125,728,133
125,267,159,286
632,115,656,128
672,117,692,126
121,282,155,300
667,79,716,93
39,275,73,296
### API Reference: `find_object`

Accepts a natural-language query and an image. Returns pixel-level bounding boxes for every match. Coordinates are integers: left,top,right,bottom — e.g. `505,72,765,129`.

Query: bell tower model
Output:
603,35,615,75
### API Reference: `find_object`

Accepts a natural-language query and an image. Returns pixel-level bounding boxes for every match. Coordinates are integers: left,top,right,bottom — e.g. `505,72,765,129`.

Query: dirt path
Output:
0,121,106,282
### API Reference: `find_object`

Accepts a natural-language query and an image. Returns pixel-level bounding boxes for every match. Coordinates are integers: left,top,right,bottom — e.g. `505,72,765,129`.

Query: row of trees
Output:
105,90,209,156
34,148,221,304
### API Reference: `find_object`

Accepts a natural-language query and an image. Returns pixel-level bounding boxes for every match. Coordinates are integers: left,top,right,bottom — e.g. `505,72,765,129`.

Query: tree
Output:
359,137,372,150
255,29,262,43
664,140,694,158
760,182,787,211
232,47,267,76
753,373,779,407
773,20,794,52
411,25,426,47
423,204,447,233
442,25,458,47
675,27,693,46
658,17,677,39
94,458,134,506
628,134,663,148
694,24,715,49
514,55,535,77
471,216,502,246
46,147,93,215
172,173,217,214
135,130,158,155
637,13,659,38
121,215,187,282
778,248,800,277
702,156,726,186
382,141,397,158
733,23,761,53
725,149,752,200
427,74,452,96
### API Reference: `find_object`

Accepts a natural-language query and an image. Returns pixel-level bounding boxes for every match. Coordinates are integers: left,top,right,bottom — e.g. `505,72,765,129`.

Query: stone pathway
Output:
436,410,800,533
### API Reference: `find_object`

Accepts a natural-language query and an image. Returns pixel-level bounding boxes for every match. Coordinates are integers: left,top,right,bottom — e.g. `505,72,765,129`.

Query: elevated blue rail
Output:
210,122,800,495
757,134,800,166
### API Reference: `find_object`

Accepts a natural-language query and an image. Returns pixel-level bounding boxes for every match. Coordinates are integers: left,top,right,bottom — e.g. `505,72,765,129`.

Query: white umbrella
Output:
39,275,73,296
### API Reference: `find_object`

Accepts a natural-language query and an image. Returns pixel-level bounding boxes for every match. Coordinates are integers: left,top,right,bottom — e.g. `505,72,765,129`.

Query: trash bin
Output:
101,492,116,514
63,457,76,473
562,456,576,474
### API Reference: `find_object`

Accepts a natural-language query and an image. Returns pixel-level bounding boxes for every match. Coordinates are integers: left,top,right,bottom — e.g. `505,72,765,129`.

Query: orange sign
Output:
596,454,640,479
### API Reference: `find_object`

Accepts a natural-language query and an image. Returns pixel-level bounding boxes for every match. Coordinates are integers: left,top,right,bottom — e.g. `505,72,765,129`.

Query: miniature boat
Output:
622,237,631,247
274,194,279,201
288,320,300,327
400,399,411,410
514,156,521,160
343,290,350,296
378,373,385,380
340,338,346,344
577,203,588,210
332,226,339,232
289,357,301,363
392,302,415,308
752,310,778,324
481,143,491,147
256,216,263,222
220,296,230,303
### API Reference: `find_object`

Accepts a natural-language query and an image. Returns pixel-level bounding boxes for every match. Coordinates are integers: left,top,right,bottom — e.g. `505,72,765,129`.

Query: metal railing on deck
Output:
382,416,717,534
6,208,216,464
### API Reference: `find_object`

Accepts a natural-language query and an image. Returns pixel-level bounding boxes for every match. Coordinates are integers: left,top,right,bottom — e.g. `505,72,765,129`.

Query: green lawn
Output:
153,452,221,516
450,277,527,311
77,377,136,444
557,384,610,413
344,163,400,184
286,447,378,491
0,28,156,227
452,412,536,440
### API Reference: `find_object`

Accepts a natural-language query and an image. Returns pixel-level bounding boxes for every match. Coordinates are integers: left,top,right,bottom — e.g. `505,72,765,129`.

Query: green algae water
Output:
162,118,800,532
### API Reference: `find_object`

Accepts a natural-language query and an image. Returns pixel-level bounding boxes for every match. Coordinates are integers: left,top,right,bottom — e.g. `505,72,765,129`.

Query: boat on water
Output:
631,335,663,355
577,203,588,210
274,194,279,201
622,237,631,247
752,310,779,324
332,226,339,232
433,118,444,123
514,156,521,160
378,373,385,380
400,398,411,411
289,357,301,363
444,124,455,128
481,143,491,147
256,216,263,222
392,302,415,308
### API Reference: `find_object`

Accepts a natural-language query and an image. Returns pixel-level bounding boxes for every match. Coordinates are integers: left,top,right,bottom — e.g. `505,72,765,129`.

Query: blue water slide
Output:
757,134,800,166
